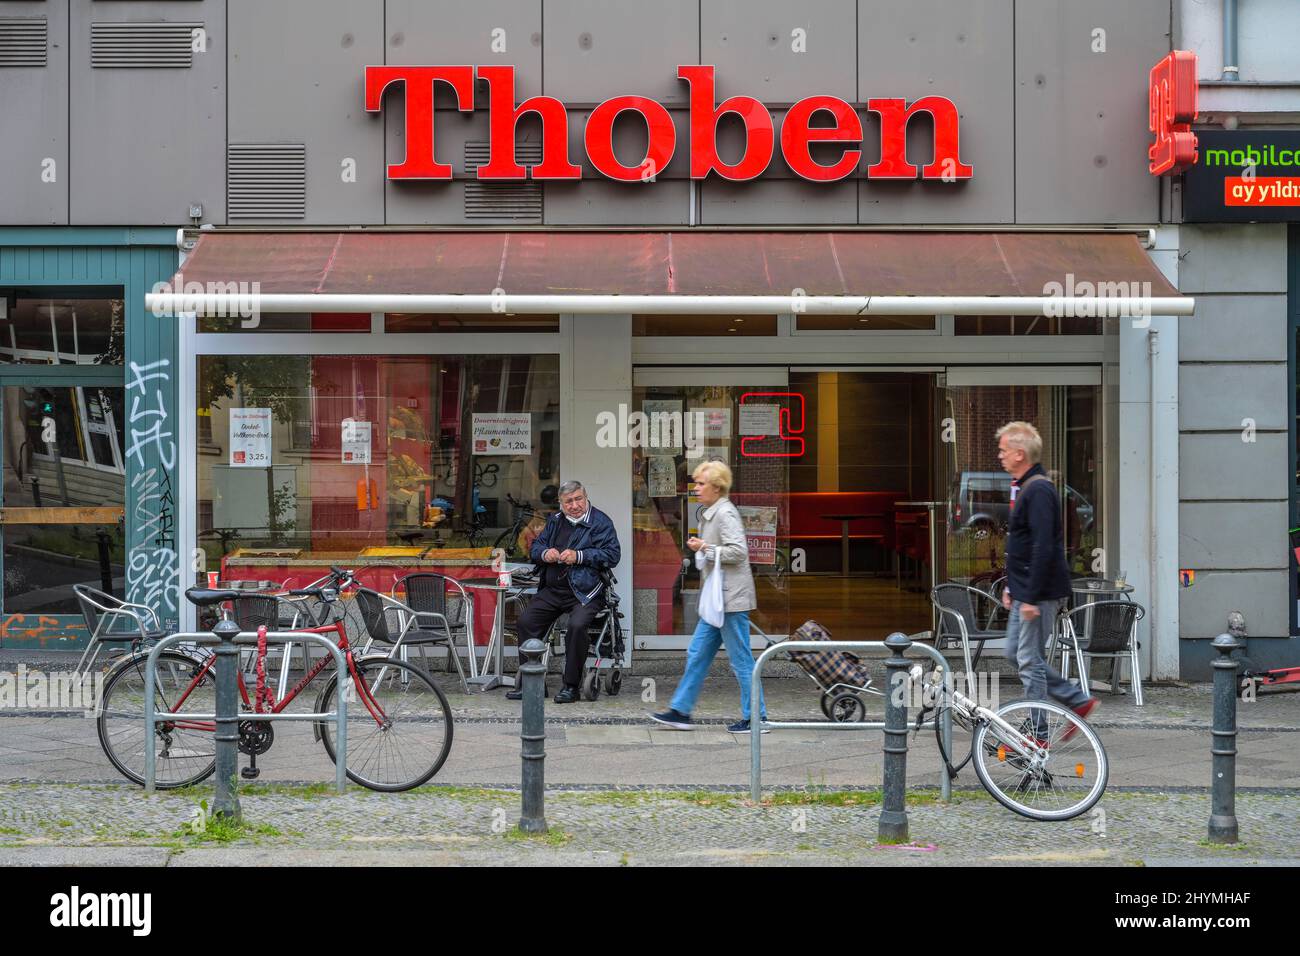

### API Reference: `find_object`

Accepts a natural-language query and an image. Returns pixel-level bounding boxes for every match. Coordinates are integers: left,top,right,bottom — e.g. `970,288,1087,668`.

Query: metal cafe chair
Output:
930,583,1007,693
393,572,477,682
353,586,469,692
1057,599,1146,706
71,583,168,679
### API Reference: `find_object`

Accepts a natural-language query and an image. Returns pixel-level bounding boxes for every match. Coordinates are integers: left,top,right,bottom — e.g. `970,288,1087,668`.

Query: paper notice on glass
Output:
648,456,677,497
739,403,780,436
692,407,732,440
472,413,531,455
229,407,272,467
738,505,778,565
642,400,684,455
341,419,372,464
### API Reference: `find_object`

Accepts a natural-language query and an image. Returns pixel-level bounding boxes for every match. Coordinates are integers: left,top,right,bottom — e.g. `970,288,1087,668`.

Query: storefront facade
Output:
6,1,1297,678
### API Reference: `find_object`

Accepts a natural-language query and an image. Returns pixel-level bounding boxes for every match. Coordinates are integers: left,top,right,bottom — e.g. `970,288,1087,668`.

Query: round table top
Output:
821,513,881,521
1072,579,1134,594
895,500,948,508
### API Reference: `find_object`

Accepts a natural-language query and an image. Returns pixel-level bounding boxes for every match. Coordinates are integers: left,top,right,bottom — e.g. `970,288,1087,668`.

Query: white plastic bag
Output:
698,546,726,628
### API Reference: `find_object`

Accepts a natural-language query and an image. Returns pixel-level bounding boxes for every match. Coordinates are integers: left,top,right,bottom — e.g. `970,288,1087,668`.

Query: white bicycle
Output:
915,665,1109,821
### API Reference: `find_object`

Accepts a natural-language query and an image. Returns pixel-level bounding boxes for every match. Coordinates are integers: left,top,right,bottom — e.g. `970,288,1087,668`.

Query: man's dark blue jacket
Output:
1004,463,1073,605
529,506,621,606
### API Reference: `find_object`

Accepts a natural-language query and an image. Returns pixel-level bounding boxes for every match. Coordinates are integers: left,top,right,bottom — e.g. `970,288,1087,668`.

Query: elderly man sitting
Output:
507,480,621,703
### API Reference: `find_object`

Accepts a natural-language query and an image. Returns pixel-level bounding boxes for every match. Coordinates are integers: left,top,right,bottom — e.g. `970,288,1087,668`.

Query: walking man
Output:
997,421,1096,738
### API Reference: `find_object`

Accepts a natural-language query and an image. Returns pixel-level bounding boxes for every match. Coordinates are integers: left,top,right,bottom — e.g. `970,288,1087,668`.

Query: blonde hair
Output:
996,421,1043,464
691,459,733,496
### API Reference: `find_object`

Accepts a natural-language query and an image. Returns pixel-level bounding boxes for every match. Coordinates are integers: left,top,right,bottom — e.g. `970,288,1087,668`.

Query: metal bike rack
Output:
750,640,953,803
143,630,349,794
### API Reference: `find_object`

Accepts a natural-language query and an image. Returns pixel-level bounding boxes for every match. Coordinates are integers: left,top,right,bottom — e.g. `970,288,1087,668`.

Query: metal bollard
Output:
518,638,548,834
212,619,242,822
879,632,911,844
1208,633,1240,844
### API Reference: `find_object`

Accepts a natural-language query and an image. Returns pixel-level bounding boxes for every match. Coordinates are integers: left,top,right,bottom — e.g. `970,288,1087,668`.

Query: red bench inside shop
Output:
786,491,904,573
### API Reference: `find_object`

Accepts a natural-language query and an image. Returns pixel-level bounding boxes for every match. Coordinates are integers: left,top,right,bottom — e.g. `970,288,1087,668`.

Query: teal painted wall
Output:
0,232,180,649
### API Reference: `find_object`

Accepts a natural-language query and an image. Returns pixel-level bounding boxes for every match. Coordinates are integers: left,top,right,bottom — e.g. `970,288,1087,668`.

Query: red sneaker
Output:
1062,698,1099,741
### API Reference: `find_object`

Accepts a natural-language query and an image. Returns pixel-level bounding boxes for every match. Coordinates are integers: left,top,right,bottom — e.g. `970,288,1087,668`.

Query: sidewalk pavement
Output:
1,650,1296,865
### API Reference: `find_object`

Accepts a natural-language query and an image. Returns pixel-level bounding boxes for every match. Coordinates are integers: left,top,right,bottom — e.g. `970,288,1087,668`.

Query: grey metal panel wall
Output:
545,181,690,225
544,0,699,107
857,0,1014,225
0,2,67,223
229,0,383,225
1177,224,1291,641
1179,433,1289,500
1015,0,1166,224
1177,295,1287,362
701,0,855,102
701,179,856,224
1180,571,1291,640
386,0,542,104
70,0,225,225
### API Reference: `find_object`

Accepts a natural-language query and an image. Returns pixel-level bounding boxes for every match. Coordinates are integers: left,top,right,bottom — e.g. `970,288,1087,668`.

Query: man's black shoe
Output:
506,682,547,701
553,685,581,704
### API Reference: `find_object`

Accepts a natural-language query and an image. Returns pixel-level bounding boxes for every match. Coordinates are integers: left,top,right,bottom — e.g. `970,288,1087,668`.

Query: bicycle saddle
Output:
185,587,246,607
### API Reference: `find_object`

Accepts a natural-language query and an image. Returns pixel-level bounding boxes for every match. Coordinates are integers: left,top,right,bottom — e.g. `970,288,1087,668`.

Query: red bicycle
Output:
96,573,454,792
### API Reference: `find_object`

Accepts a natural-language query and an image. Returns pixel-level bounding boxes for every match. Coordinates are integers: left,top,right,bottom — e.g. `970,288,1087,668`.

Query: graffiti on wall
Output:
124,359,179,627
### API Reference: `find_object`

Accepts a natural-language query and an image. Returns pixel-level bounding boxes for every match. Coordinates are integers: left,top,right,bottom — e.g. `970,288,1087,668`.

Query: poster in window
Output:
648,456,677,498
341,419,372,464
739,403,779,436
472,412,531,455
738,505,778,566
229,407,272,467
642,400,684,456
691,407,732,441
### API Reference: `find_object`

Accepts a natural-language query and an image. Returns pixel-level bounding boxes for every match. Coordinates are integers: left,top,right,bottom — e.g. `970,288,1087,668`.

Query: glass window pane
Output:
385,314,559,333
954,314,1102,335
196,354,561,575
796,315,936,332
3,386,126,508
3,523,125,614
198,312,371,333
632,315,778,336
0,290,124,364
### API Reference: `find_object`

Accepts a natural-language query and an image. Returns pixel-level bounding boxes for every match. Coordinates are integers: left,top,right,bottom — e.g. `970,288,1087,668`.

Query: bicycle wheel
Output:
971,698,1107,821
97,650,218,789
318,656,454,792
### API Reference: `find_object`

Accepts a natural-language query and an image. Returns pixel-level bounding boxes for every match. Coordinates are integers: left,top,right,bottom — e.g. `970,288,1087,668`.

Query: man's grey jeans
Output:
1004,599,1089,719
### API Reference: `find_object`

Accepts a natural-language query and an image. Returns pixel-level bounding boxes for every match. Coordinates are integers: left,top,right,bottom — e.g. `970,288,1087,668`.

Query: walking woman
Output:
650,460,767,734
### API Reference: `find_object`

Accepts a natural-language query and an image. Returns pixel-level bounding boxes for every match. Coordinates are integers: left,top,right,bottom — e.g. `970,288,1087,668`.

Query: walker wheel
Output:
604,669,623,696
828,692,865,723
583,669,600,701
819,693,835,721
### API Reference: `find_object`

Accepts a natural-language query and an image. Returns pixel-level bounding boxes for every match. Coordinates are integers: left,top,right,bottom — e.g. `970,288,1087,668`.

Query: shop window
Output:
196,354,561,576
954,314,1102,335
197,313,371,333
384,314,560,334
795,314,936,332
632,315,778,336
0,290,124,364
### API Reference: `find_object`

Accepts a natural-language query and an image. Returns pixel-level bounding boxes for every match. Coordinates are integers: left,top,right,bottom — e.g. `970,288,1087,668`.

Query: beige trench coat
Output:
698,497,757,614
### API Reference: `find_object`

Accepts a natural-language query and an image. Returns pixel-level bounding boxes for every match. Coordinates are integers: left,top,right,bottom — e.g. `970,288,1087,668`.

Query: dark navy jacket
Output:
1003,464,1073,605
529,506,621,606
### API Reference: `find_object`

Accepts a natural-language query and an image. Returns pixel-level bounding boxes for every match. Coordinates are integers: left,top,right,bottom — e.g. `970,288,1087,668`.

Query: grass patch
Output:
0,826,21,836
237,782,336,799
1196,839,1251,851
502,825,573,847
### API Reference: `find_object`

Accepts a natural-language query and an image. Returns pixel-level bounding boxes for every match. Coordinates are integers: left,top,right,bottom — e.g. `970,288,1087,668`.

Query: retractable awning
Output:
148,231,1192,316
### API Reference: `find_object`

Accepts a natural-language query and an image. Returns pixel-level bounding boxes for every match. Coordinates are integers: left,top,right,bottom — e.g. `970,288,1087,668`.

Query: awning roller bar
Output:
147,293,1194,317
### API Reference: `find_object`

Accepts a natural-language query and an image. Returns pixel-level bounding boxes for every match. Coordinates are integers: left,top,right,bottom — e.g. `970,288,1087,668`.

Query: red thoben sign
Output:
364,64,973,184
1148,50,1198,176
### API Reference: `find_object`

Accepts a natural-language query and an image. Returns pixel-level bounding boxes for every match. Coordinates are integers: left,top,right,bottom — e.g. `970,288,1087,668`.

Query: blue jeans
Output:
670,611,766,721
1005,599,1088,729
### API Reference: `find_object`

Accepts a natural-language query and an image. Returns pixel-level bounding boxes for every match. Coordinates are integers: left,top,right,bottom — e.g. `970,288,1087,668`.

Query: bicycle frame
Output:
153,621,389,733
